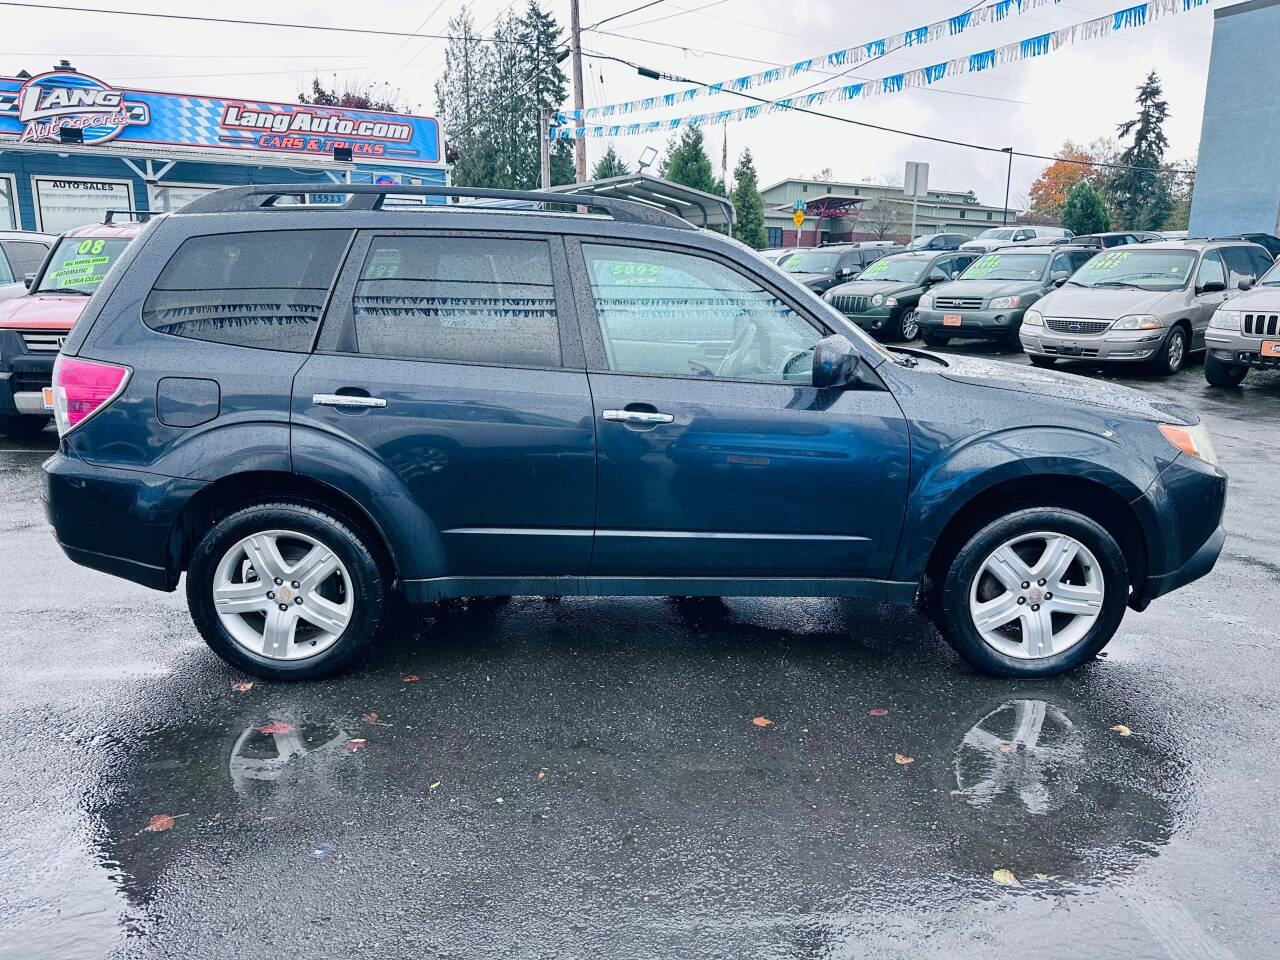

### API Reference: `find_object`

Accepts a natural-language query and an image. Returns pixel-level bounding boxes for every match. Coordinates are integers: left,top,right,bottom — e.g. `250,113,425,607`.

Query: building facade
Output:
761,177,1015,247
0,64,448,232
1188,0,1280,237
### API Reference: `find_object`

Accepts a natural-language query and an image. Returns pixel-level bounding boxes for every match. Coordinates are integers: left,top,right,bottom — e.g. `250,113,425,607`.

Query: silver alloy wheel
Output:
967,531,1104,660
212,529,354,661
900,309,920,341
1166,328,1185,372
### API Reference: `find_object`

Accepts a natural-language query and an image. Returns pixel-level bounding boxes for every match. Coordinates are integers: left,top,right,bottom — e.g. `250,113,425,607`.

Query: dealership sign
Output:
0,71,441,166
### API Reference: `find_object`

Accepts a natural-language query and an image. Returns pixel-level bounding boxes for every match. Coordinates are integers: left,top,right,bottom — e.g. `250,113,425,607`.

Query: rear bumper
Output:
43,449,204,592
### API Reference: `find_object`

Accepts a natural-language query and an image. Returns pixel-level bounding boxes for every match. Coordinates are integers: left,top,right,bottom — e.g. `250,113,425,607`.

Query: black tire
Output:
922,330,949,348
0,414,50,441
937,507,1129,678
1028,354,1057,368
891,309,921,342
186,502,387,680
1204,353,1248,388
1149,325,1187,376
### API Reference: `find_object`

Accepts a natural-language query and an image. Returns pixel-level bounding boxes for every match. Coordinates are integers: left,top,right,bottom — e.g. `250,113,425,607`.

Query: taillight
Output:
51,354,130,436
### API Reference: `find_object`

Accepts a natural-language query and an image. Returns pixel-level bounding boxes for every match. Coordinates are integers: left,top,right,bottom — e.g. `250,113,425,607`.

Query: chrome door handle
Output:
313,393,387,408
602,409,673,424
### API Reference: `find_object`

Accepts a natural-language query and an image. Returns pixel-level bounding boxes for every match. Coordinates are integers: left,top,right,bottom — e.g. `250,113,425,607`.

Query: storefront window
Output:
33,177,134,233
0,176,16,230
148,184,216,212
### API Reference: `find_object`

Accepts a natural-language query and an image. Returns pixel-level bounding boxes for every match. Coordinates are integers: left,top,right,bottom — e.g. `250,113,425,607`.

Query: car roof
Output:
0,230,56,242
60,219,153,240
1133,239,1265,253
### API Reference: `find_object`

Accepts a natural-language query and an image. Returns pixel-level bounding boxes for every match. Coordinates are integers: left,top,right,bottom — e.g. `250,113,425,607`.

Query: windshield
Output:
957,253,1048,281
856,256,928,283
976,228,1016,241
1069,249,1196,290
780,250,843,275
1260,260,1280,285
908,235,937,249
35,236,130,294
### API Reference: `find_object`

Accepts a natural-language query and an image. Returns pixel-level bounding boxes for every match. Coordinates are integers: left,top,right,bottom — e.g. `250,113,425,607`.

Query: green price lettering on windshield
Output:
609,261,662,286
783,254,802,269
1080,250,1131,275
76,238,106,255
966,254,1001,278
861,259,891,278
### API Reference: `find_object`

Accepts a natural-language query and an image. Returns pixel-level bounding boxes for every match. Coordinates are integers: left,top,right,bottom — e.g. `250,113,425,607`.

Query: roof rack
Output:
103,209,157,224
177,183,694,230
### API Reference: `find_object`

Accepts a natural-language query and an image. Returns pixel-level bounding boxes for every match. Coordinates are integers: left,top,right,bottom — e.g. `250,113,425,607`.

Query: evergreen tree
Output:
730,148,766,249
519,0,572,188
435,10,494,188
1108,71,1174,230
591,145,630,180
1060,180,1110,235
659,126,717,194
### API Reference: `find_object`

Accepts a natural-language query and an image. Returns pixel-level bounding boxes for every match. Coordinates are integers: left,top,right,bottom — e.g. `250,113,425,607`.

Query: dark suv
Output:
44,184,1226,681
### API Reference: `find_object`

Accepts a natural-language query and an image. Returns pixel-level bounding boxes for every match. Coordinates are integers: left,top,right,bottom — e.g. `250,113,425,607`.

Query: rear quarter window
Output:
142,230,350,352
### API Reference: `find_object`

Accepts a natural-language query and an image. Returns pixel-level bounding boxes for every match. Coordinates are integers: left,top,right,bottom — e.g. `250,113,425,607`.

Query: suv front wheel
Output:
937,508,1129,677
187,502,387,680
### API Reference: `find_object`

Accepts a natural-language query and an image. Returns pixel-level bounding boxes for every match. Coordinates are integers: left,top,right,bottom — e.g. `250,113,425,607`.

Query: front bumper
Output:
43,449,205,592
917,306,1025,338
1020,325,1168,362
839,306,896,333
0,329,56,417
1204,329,1280,368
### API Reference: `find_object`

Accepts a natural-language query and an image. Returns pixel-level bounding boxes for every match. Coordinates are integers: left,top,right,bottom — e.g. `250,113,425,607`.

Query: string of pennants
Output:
557,0,1068,124
549,0,1211,140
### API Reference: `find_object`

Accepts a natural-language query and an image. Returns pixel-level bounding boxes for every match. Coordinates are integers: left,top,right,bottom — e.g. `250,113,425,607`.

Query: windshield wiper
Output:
1089,280,1144,289
42,287,93,296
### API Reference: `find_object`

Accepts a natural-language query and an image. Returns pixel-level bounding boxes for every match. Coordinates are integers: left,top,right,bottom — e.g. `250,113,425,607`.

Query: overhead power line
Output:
0,1,532,45
584,0,669,31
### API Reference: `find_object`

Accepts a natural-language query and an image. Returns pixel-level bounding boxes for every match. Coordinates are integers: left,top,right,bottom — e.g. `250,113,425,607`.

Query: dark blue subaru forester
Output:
42,184,1226,681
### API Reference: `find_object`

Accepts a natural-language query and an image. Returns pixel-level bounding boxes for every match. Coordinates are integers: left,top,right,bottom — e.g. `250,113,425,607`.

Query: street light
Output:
637,145,658,172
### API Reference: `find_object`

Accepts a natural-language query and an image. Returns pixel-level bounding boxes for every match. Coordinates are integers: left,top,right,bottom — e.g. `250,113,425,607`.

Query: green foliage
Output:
435,1,573,189
1108,71,1175,231
659,126,718,194
730,148,767,249
591,145,630,180
1061,180,1110,235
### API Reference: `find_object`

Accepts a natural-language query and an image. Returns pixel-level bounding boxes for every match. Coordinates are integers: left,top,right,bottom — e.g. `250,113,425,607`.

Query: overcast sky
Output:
2,0,1219,204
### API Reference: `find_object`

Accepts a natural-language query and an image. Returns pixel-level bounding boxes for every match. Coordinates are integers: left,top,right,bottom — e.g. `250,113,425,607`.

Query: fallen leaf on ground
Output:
999,743,1015,754
145,814,176,832
1034,873,1048,880
752,716,774,727
429,781,440,790
992,868,1019,886
345,738,367,751
256,721,294,735
402,674,420,683
1111,724,1132,737
232,682,253,692
869,709,888,717
537,770,546,781
362,712,378,723
894,753,914,765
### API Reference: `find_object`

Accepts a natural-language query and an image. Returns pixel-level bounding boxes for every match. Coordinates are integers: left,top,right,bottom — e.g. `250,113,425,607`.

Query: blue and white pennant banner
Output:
558,0,1068,124
550,0,1211,140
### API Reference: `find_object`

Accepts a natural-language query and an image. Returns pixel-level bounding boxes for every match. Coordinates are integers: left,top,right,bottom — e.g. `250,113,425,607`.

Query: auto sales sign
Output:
0,70,442,166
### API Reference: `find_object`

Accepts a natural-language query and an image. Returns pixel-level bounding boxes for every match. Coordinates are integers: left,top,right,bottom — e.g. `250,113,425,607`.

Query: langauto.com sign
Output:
0,71,442,166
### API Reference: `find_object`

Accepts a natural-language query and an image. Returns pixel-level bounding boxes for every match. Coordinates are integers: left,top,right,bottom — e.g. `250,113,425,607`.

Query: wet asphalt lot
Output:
1,345,1278,960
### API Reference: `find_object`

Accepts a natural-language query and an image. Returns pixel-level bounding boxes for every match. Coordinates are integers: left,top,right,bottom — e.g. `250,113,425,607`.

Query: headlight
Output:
1159,421,1218,466
1210,308,1242,330
1113,314,1163,330
822,290,834,302
989,296,1021,309
1022,309,1044,326
871,294,884,307
919,294,933,309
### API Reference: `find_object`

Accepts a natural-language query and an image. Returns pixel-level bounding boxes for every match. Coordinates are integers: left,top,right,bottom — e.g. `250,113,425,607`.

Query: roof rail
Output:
176,182,694,230
103,209,157,224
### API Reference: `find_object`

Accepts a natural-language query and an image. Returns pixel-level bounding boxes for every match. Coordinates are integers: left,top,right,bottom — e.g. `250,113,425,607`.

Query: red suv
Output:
0,213,149,440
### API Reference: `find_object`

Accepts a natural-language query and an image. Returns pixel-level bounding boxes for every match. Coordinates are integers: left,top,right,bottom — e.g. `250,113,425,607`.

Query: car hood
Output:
788,272,834,287
0,293,88,329
1037,285,1182,318
0,282,25,303
1222,285,1280,311
929,279,1041,300
826,279,916,298
929,351,1196,424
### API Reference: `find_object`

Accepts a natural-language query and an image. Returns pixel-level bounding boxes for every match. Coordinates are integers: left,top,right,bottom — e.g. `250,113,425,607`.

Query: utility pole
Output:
569,0,587,182
539,107,551,190
998,146,1008,225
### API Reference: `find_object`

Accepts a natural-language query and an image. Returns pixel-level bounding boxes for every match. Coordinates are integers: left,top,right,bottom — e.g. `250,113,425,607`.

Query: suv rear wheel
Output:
187,503,387,680
937,507,1128,678
1204,353,1248,387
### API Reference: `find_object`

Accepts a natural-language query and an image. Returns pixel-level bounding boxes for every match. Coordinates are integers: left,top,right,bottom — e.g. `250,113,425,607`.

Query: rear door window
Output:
1248,246,1274,278
338,235,562,368
143,230,349,351
2,241,48,279
1221,246,1261,286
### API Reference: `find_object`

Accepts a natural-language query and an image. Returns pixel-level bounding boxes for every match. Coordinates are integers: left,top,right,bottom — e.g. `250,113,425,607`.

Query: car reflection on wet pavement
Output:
2,356,1278,959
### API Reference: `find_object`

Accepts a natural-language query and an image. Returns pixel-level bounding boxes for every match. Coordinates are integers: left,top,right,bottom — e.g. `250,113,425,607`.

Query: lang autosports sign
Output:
0,71,442,166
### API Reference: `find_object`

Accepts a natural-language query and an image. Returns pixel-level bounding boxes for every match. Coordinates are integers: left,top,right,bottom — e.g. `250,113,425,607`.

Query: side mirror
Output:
1238,277,1255,291
22,273,34,289
925,270,947,285
1052,271,1069,287
1198,279,1226,294
811,334,862,389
